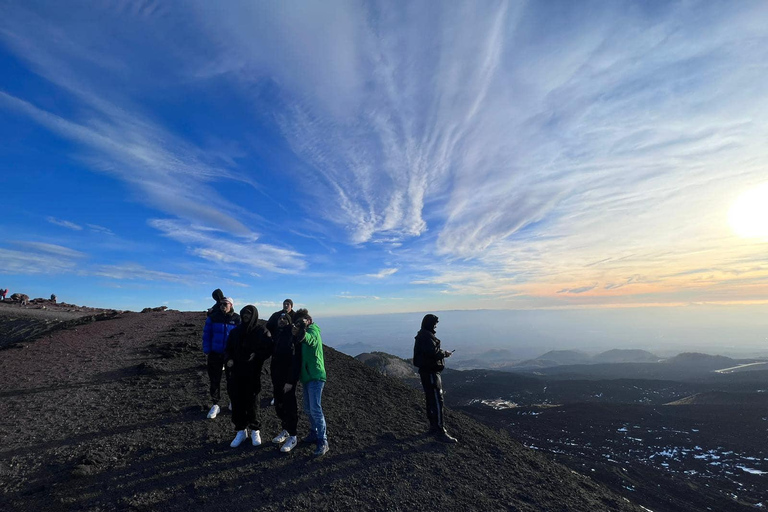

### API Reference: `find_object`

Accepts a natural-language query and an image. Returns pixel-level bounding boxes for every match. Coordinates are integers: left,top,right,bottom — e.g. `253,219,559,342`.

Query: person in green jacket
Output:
292,308,328,457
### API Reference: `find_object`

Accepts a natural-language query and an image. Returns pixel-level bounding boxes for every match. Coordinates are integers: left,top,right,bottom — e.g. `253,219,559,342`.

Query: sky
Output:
2,1,768,324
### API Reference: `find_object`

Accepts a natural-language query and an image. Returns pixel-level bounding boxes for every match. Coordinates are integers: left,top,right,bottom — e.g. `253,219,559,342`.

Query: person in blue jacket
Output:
202,297,240,419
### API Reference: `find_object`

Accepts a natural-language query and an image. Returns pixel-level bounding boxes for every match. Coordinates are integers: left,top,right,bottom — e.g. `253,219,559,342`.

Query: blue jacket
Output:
202,310,240,355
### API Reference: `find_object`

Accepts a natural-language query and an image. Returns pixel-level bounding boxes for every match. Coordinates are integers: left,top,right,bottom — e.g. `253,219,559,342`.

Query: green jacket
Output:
300,323,326,383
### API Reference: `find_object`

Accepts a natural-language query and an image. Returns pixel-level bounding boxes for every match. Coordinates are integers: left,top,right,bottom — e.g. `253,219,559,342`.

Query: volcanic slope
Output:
0,311,641,512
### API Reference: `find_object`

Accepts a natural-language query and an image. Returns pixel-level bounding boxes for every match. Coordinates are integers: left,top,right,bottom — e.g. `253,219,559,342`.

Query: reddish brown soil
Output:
0,310,641,511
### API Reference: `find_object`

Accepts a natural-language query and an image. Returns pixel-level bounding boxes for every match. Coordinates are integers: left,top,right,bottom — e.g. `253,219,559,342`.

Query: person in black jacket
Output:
207,288,225,316
266,298,294,336
413,314,457,443
224,305,274,448
269,311,302,452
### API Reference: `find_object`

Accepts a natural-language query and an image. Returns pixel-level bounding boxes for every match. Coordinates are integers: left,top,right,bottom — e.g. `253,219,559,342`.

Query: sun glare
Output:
728,182,768,239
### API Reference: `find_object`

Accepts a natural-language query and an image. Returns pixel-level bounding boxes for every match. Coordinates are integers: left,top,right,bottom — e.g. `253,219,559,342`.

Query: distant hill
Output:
664,352,736,369
355,352,419,383
665,391,768,406
333,341,379,356
537,349,592,364
450,348,519,370
592,349,660,364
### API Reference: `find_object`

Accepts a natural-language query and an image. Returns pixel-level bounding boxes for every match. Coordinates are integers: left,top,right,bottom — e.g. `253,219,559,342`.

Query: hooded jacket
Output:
413,314,447,373
202,307,240,354
223,306,274,375
207,288,225,317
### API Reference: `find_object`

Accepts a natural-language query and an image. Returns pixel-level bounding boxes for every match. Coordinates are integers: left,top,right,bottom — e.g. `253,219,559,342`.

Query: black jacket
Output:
224,306,274,379
413,314,447,373
266,309,293,337
270,315,302,384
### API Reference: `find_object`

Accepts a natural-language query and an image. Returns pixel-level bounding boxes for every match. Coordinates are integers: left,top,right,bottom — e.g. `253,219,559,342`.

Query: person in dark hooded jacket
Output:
207,288,225,316
413,314,457,443
269,312,303,452
224,305,274,448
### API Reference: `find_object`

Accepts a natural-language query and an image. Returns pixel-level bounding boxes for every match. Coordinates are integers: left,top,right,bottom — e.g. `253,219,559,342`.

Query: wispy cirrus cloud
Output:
0,247,81,275
46,217,83,231
149,219,305,274
365,268,398,279
337,292,381,301
89,263,188,283
11,241,86,259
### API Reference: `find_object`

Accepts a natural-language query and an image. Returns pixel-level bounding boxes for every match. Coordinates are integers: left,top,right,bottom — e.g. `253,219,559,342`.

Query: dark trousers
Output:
419,371,444,430
271,364,299,435
206,352,226,404
227,359,265,431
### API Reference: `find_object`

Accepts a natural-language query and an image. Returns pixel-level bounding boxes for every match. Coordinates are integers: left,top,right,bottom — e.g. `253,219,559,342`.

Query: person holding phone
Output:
412,314,457,443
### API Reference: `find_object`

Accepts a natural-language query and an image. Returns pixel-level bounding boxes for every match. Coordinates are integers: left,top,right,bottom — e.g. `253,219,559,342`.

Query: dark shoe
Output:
313,441,329,457
436,430,458,444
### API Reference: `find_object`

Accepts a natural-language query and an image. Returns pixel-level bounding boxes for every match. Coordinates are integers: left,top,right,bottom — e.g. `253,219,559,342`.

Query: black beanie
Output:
212,289,224,302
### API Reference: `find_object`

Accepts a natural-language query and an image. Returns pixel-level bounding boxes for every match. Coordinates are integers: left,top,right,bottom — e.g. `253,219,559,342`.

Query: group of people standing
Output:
201,288,459,456
201,290,329,457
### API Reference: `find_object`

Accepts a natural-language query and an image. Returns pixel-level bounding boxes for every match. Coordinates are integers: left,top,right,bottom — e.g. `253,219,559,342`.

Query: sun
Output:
728,182,768,239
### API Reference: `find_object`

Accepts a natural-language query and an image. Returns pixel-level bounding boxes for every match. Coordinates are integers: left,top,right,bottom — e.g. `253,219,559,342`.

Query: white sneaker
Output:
270,398,275,406
251,430,262,446
272,429,290,444
207,405,220,419
228,402,233,411
231,430,247,448
280,436,298,453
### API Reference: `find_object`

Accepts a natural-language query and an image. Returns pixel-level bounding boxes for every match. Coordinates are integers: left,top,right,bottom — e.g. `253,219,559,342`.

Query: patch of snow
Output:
737,466,766,475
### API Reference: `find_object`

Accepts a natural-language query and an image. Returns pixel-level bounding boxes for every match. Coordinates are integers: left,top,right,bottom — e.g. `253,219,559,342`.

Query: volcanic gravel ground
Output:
0,301,120,349
0,311,642,511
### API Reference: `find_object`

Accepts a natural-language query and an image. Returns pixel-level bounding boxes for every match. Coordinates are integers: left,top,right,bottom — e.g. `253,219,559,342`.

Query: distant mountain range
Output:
449,348,662,371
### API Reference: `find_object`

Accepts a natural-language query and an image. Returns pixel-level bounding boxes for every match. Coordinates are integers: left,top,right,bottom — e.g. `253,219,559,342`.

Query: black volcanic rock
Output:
0,311,640,512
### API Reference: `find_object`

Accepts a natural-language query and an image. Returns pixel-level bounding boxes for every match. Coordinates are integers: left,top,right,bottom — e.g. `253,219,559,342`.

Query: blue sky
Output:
1,1,768,316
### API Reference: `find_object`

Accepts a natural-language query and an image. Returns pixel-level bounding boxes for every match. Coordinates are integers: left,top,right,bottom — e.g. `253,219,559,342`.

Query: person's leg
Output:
306,380,327,442
231,381,247,431
420,371,438,431
249,360,263,431
284,382,299,436
432,372,444,430
207,353,224,405
302,384,316,440
271,365,286,425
